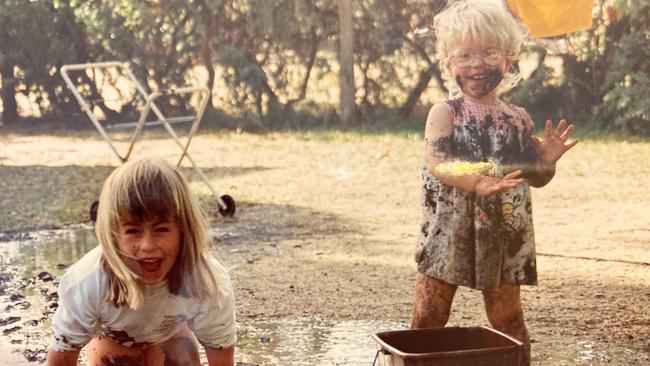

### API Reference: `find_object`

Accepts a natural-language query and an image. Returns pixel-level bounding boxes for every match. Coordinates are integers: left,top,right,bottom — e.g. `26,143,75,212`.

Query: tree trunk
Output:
195,0,226,120
1,61,18,124
337,0,356,126
200,17,216,110
399,66,436,118
287,29,319,109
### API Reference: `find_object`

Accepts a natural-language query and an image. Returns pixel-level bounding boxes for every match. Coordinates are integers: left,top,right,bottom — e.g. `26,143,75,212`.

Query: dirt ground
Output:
1,127,649,364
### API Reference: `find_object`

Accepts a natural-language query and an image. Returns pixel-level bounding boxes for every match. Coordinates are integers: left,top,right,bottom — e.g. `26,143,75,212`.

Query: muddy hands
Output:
531,119,579,166
474,170,524,197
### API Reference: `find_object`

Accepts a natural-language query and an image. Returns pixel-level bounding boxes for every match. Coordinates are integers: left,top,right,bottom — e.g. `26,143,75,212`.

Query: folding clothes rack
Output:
61,61,235,218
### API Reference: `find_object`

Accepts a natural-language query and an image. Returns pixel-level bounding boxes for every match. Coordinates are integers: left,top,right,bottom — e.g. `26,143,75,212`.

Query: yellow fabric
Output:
506,0,595,38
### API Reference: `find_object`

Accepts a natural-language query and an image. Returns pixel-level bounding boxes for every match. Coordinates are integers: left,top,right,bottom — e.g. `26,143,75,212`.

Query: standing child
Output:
48,158,236,366
411,0,578,362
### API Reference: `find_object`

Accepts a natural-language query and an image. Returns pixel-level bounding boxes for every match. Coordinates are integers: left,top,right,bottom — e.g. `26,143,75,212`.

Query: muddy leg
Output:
411,273,457,328
85,337,144,366
143,324,201,366
482,284,530,365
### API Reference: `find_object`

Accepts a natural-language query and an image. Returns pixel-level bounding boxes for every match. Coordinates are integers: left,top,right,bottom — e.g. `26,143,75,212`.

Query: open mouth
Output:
139,258,163,273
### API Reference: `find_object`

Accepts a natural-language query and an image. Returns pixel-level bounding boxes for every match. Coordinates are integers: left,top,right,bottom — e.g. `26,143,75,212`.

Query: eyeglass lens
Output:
452,48,503,67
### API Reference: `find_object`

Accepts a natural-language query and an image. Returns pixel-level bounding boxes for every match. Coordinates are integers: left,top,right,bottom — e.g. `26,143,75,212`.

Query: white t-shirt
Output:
50,246,236,352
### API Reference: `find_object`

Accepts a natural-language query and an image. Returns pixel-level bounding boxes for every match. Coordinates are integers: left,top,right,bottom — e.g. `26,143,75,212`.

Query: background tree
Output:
509,0,650,135
0,3,19,124
0,0,647,134
69,0,202,120
0,0,86,124
338,0,356,126
347,0,446,119
591,0,650,134
202,0,338,128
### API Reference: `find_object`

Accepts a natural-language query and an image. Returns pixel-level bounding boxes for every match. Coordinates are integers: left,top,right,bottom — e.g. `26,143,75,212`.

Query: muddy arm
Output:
424,103,523,195
424,103,480,191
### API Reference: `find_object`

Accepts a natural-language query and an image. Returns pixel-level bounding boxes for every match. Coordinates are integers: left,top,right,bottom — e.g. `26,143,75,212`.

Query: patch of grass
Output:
49,202,86,224
569,128,650,143
6,111,648,144
189,111,650,144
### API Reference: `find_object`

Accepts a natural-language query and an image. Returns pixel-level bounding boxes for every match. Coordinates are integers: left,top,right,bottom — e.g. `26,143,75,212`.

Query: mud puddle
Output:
0,227,401,365
235,318,405,365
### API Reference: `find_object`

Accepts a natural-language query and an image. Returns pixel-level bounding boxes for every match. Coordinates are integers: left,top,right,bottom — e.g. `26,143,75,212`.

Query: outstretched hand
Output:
475,170,524,197
531,119,579,165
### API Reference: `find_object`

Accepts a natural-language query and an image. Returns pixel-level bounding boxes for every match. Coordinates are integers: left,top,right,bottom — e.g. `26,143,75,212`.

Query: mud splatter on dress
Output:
416,97,539,290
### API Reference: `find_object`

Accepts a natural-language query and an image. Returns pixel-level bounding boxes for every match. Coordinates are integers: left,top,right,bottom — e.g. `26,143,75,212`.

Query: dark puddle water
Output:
0,228,405,365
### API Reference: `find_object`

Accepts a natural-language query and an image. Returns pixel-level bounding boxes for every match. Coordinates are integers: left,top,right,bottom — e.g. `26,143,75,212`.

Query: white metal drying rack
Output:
61,61,235,217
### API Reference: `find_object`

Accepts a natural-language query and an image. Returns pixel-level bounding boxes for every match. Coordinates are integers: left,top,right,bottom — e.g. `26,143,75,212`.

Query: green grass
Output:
6,112,649,143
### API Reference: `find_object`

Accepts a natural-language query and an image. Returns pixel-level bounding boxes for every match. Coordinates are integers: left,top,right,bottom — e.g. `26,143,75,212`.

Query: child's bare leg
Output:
85,324,200,366
143,324,201,366
85,337,144,366
411,273,457,328
482,284,531,363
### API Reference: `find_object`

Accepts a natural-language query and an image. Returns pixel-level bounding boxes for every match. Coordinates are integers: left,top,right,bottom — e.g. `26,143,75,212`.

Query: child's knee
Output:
487,308,525,331
147,324,201,366
411,274,457,328
482,284,524,328
160,336,200,366
85,337,145,366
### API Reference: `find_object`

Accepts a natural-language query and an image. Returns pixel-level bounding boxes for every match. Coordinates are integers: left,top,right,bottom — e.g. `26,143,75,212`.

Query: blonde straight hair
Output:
434,0,525,96
95,158,221,310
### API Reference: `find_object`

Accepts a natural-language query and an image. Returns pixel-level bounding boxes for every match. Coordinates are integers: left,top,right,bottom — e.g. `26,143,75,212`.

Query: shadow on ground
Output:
0,164,271,232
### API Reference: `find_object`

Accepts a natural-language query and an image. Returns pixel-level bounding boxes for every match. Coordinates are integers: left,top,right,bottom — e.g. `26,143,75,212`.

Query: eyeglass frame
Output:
449,48,510,68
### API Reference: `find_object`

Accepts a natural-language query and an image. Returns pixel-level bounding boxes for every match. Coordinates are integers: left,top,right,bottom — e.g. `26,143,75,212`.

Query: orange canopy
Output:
506,0,595,38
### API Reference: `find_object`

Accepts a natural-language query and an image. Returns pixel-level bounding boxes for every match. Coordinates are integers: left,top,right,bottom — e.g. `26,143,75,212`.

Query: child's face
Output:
116,214,181,285
447,40,510,101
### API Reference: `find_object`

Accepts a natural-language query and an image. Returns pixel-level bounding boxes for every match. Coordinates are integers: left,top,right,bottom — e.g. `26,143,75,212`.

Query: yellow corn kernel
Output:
435,160,497,176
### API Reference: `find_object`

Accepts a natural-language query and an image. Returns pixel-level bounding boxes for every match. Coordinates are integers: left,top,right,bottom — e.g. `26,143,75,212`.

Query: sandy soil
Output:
0,128,649,364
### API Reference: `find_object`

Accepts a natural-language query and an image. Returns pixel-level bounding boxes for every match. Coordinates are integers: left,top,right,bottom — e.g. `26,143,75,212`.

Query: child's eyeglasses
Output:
451,48,505,68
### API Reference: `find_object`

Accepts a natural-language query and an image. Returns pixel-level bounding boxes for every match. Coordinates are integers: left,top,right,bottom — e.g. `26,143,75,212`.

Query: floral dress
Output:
416,97,539,290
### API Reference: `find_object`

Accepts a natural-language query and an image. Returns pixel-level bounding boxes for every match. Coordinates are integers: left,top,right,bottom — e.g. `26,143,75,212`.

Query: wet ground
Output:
1,133,649,365
0,227,405,365
1,227,647,365
0,228,94,364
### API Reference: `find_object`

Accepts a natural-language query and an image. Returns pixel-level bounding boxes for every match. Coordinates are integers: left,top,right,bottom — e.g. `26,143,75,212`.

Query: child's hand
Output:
531,119,579,166
475,170,524,196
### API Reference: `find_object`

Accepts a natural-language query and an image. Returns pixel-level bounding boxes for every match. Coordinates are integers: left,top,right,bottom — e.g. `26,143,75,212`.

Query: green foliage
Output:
507,46,569,123
71,0,200,88
352,0,444,117
591,0,650,135
206,0,338,126
511,0,650,135
0,0,204,123
595,72,650,134
1,0,647,134
0,0,87,121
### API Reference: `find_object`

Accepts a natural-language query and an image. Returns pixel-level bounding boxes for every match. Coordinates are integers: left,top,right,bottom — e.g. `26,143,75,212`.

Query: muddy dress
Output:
416,97,539,290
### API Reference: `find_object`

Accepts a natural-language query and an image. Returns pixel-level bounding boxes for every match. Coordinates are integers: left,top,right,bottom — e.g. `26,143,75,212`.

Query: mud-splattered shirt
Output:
50,246,236,352
416,97,538,290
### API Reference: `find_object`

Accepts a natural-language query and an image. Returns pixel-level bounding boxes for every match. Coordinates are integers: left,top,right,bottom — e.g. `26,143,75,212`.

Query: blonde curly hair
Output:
434,0,526,96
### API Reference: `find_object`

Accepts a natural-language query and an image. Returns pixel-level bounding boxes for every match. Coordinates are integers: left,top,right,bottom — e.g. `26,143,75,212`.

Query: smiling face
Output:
447,40,511,103
116,214,181,285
